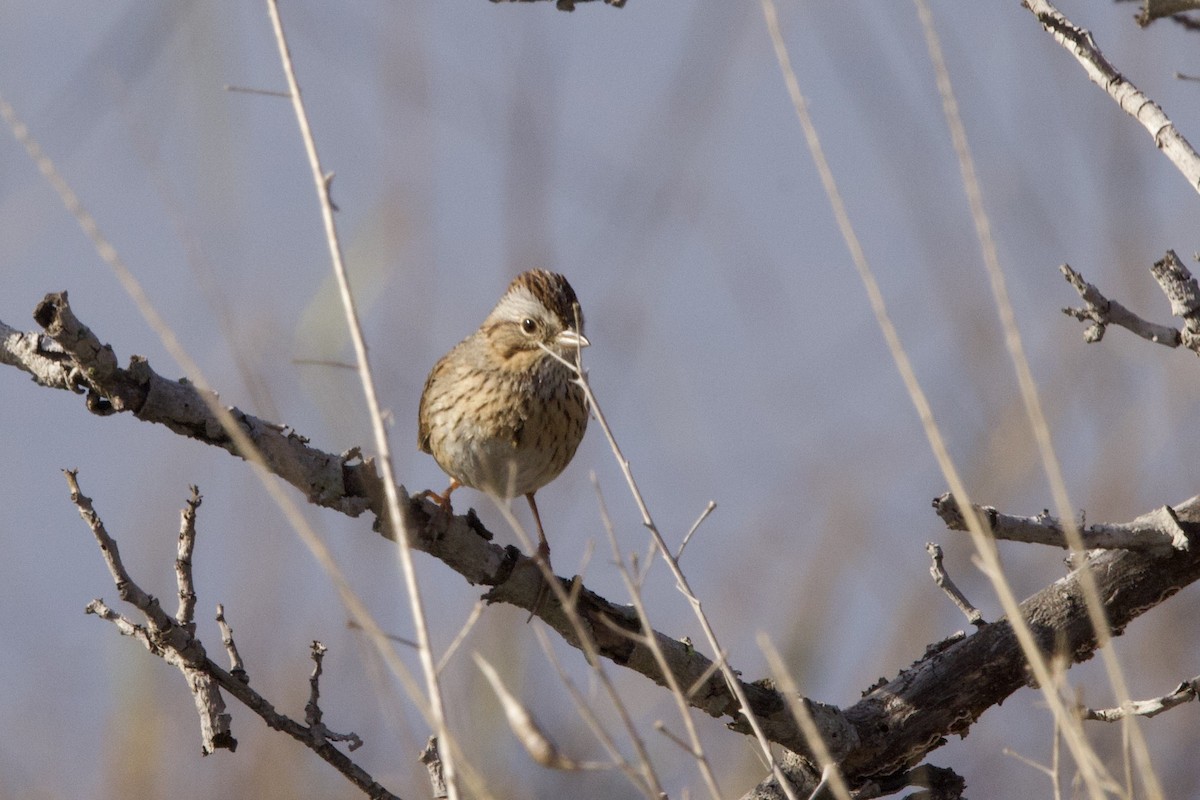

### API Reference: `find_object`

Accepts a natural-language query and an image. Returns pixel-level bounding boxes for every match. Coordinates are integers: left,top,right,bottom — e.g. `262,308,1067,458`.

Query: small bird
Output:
418,270,589,565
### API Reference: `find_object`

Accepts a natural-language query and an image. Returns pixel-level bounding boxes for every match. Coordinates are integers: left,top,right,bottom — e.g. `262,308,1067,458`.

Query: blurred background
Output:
1,1,1198,798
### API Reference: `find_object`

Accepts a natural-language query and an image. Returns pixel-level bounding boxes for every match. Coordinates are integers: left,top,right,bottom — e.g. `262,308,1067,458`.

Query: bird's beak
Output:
556,329,590,349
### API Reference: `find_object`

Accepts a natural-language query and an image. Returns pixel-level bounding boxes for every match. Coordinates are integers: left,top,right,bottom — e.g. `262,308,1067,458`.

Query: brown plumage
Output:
418,269,589,561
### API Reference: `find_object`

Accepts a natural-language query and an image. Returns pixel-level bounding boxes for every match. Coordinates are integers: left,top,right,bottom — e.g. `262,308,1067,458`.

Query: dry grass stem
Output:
758,636,852,800
473,652,606,772
1,83,436,753
539,332,796,800
264,1,459,796
915,2,1161,794
532,625,654,794
492,501,667,797
593,476,722,798
435,601,486,676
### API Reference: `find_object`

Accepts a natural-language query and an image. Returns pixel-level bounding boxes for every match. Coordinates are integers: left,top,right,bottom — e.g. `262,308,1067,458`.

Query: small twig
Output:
676,500,717,562
473,653,588,771
306,641,328,732
74,472,393,795
223,83,291,98
215,604,247,683
292,357,359,370
175,486,201,628
933,493,1190,553
435,601,486,676
1081,676,1200,722
345,619,420,650
305,642,363,751
420,737,448,799
1060,263,1182,347
651,721,694,755
925,543,986,628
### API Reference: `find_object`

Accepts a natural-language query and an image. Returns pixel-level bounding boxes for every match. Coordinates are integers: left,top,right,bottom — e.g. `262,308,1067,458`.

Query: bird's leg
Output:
526,492,552,622
420,478,461,512
525,492,552,566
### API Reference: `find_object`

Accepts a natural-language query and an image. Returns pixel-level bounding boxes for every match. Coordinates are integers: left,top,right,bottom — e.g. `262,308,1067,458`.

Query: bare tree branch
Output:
488,0,626,11
12,299,1200,795
933,492,1190,553
1024,0,1200,194
70,471,399,799
1061,253,1200,355
1081,675,1200,721
925,543,986,628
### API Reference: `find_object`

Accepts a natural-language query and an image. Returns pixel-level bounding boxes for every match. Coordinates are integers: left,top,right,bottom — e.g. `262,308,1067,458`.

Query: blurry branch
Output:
1023,0,1200,194
1133,0,1200,28
1061,252,1200,355
933,492,1191,554
488,0,626,11
473,652,602,771
264,0,456,793
1081,675,1200,721
14,299,1200,795
67,470,397,800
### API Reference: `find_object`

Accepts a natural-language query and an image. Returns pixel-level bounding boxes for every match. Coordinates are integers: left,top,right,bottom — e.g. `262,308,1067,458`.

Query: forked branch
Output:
69,471,397,800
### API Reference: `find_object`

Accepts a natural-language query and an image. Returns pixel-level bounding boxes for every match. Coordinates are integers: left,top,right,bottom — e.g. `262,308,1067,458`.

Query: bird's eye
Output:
521,318,537,334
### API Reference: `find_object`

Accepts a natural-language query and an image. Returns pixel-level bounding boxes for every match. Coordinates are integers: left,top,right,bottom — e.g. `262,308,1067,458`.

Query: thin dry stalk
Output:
263,2,458,797
537,346,799,799
592,478,723,800
492,501,667,798
2,16,478,799
0,83,438,758
761,1,1123,796
473,653,605,771
435,602,486,676
531,624,650,793
914,1,1160,795
758,636,852,800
